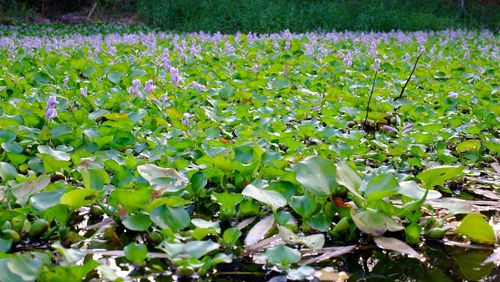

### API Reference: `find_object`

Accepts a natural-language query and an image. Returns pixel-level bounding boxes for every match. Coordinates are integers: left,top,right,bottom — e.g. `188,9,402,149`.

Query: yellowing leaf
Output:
455,213,495,245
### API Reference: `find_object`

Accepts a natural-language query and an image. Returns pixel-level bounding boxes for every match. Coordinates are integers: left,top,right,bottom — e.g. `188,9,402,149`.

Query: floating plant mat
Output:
0,25,499,280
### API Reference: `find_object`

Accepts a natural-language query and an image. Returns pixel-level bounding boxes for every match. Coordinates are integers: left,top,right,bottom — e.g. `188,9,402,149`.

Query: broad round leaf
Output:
150,205,190,232
124,243,147,265
122,214,152,231
296,156,337,198
265,245,301,265
455,213,495,245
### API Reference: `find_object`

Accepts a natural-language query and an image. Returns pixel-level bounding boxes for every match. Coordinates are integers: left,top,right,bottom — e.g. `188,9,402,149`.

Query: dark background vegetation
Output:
0,0,499,32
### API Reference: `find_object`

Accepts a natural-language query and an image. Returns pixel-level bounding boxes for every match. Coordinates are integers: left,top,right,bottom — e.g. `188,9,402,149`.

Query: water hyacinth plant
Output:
45,96,58,123
0,24,498,280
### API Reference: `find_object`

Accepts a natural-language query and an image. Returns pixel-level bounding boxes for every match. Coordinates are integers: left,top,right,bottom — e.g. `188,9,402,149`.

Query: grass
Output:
137,0,499,33
1,0,498,31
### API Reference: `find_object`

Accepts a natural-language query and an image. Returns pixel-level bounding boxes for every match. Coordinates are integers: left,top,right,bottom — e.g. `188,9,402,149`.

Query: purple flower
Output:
161,94,168,103
80,86,88,97
383,125,398,133
144,79,155,94
369,41,377,57
170,68,182,88
402,123,414,134
437,51,443,61
371,58,381,71
343,50,353,68
181,113,193,127
448,92,458,99
129,79,142,98
405,53,411,63
285,40,290,51
63,77,69,88
188,81,206,92
45,96,59,123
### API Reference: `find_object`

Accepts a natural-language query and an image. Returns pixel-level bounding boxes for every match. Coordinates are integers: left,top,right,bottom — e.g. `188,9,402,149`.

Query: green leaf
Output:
265,245,301,266
150,205,190,232
417,166,464,189
52,241,84,265
12,175,51,204
296,156,337,198
289,194,317,218
456,139,481,154
220,87,234,98
364,174,399,202
107,71,123,84
32,72,50,84
234,145,254,163
242,184,286,210
0,162,17,181
455,213,495,245
184,240,220,259
113,131,135,147
310,213,330,232
137,164,188,189
6,253,42,281
124,243,147,265
336,161,363,200
60,188,99,209
0,238,12,253
29,191,62,212
38,145,71,161
223,228,242,246
1,141,23,154
351,209,403,236
122,214,152,231
398,181,442,200
190,171,207,194
80,168,110,191
110,189,150,212
405,223,422,244
452,249,493,280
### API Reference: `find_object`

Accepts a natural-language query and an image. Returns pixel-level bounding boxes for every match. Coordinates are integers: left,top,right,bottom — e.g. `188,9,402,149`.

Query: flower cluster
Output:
45,96,58,123
128,79,142,98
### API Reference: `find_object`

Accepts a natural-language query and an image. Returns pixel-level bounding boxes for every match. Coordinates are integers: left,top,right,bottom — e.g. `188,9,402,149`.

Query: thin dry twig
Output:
396,50,424,100
86,1,98,22
363,71,378,128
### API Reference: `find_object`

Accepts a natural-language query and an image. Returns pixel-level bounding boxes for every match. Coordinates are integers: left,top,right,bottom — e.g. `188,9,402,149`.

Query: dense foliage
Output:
1,0,499,32
0,25,499,280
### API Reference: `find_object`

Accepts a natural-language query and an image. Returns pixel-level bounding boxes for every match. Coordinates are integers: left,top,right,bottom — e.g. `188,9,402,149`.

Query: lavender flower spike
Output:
45,96,59,123
170,68,182,88
383,125,398,133
371,58,381,71
81,86,88,97
161,94,168,103
144,79,155,94
181,113,193,127
402,123,415,134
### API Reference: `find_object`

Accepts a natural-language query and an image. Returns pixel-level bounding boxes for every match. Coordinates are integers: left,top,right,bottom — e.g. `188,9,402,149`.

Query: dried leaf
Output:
242,235,284,256
314,267,350,281
374,236,425,261
491,163,500,175
236,216,256,230
303,245,357,265
244,214,275,246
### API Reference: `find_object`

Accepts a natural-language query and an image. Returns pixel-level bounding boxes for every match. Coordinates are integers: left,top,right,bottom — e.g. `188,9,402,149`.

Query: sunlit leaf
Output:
455,213,496,245
296,156,337,198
